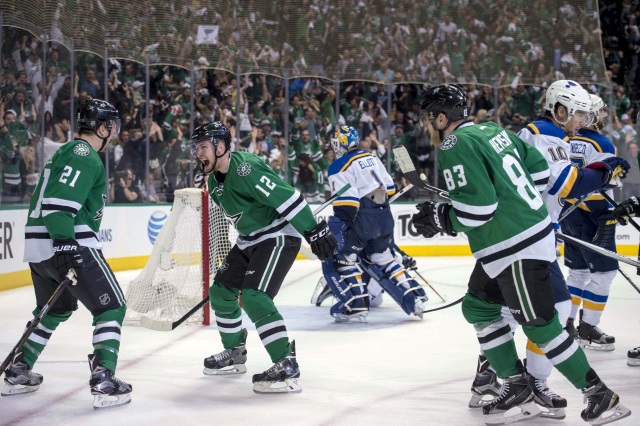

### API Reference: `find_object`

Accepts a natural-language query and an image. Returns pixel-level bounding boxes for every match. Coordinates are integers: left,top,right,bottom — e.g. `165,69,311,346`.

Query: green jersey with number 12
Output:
439,121,556,278
24,139,106,263
207,150,317,250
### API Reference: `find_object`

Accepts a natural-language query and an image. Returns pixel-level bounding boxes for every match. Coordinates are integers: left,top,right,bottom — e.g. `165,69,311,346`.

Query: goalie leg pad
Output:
363,259,426,317
321,254,369,321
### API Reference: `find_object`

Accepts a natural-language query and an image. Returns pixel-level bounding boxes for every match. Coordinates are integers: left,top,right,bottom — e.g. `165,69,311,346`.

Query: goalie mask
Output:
545,80,594,129
76,99,120,152
331,125,359,159
419,84,468,142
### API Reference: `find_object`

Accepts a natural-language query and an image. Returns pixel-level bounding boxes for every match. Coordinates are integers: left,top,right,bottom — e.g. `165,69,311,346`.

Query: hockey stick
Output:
556,231,640,268
0,269,77,376
392,244,447,303
142,184,355,331
557,194,589,223
598,190,640,277
616,267,640,295
393,145,450,200
423,295,463,313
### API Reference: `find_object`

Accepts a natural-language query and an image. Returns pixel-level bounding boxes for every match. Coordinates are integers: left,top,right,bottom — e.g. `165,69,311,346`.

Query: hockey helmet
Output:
190,121,231,155
331,125,359,158
419,84,468,129
545,80,593,126
76,99,120,135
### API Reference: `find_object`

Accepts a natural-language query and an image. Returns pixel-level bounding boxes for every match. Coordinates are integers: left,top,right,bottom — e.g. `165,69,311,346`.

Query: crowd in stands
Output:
2,1,640,206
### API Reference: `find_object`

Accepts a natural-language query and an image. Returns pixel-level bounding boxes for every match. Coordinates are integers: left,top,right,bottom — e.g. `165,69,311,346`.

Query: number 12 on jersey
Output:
255,175,276,197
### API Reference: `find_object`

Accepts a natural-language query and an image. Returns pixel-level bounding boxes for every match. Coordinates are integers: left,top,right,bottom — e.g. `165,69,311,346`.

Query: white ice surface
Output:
0,257,638,426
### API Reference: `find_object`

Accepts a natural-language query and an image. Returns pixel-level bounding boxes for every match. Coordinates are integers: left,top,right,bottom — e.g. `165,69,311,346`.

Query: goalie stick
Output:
1,269,77,376
393,145,450,200
141,183,353,331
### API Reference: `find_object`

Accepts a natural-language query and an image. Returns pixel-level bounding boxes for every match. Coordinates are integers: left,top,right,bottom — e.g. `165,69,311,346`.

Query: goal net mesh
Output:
124,188,236,326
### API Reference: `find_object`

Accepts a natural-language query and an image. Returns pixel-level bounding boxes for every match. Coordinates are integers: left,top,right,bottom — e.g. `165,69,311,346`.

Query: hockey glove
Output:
53,238,85,279
304,220,338,261
592,214,617,248
613,196,640,225
401,253,417,271
586,157,631,188
412,201,456,238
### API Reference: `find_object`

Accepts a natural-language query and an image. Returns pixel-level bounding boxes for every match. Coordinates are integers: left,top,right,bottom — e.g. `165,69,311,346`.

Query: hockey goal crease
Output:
124,188,237,327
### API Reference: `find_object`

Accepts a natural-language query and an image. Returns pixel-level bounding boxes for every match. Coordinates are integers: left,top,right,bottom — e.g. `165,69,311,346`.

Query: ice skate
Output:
581,369,631,425
2,353,42,396
469,355,501,408
527,374,567,420
311,277,334,306
627,346,640,367
413,298,425,320
482,361,541,425
578,320,615,352
88,354,132,409
565,318,578,340
252,340,301,394
333,310,368,323
203,328,248,375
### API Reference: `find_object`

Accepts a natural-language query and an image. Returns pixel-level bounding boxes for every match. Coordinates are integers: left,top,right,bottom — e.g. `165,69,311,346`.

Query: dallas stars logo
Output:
224,211,243,228
439,135,457,151
237,162,252,176
73,143,90,156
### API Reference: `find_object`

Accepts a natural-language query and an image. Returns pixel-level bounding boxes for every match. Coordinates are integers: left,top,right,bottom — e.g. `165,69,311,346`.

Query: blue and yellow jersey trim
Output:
525,119,569,141
549,164,578,198
328,150,373,176
339,152,373,172
386,185,396,196
334,196,360,208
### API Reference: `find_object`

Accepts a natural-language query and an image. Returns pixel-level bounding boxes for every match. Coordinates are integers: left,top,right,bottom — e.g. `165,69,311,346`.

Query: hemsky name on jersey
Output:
488,130,513,153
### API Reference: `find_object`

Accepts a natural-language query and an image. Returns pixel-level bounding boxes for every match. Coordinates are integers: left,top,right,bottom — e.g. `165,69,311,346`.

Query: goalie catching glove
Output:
53,238,85,279
412,201,456,238
613,196,640,225
304,220,338,261
585,157,631,189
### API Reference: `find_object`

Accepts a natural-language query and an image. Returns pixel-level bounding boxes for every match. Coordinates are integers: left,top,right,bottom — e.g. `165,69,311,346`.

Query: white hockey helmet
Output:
588,94,606,115
545,80,593,126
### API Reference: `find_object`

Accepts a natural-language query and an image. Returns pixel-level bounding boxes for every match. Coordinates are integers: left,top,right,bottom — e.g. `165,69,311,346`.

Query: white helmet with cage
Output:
545,80,594,126
588,94,606,115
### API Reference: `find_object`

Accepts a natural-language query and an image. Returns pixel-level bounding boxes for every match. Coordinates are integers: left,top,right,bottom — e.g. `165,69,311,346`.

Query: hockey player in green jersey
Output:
3,99,132,409
191,121,337,394
412,85,630,425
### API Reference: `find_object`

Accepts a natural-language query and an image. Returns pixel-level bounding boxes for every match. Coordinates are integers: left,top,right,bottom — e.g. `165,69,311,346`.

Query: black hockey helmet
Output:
77,99,120,133
190,121,231,155
419,84,469,126
76,99,120,151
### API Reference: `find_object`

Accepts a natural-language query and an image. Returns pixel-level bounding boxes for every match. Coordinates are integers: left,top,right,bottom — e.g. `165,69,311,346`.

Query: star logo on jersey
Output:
439,135,457,150
73,143,91,156
237,162,252,176
224,211,243,228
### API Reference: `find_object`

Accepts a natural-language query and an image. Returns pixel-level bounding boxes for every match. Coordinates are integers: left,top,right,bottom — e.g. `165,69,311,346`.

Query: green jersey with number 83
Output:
207,150,317,250
24,139,106,262
439,121,556,277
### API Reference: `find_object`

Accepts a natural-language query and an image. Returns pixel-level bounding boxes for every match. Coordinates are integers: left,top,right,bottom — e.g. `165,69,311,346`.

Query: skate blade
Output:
587,403,631,425
1,383,40,396
579,340,615,352
253,378,302,394
538,406,566,420
484,402,541,425
203,364,247,375
333,312,368,323
626,358,640,367
469,392,498,409
93,393,132,409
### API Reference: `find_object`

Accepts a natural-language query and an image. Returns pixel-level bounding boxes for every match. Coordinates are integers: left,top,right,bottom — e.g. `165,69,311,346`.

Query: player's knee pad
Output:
92,304,126,326
364,260,426,316
587,270,616,295
555,300,572,326
461,292,504,326
240,288,279,323
522,312,564,346
209,281,241,314
368,249,395,266
322,255,368,315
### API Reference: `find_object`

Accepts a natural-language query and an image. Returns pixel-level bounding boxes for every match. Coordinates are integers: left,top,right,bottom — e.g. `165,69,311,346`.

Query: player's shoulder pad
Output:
525,119,566,140
328,150,372,176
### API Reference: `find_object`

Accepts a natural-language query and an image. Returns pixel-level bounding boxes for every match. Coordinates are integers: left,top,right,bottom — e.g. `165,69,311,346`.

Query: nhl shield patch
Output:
439,135,457,150
73,143,91,156
99,293,111,305
237,162,252,176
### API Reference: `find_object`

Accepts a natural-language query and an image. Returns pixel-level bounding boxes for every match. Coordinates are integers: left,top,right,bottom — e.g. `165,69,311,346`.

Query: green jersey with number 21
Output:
25,139,106,263
439,121,556,278
207,150,317,250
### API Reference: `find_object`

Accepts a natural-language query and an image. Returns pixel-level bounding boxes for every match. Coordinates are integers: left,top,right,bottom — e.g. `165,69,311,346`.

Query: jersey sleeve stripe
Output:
525,124,539,135
339,153,373,172
451,199,498,215
277,191,305,219
41,198,82,215
311,152,323,162
548,165,577,198
334,200,360,208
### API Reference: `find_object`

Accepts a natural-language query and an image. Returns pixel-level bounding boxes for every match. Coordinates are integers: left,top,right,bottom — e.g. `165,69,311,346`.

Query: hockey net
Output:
124,188,236,326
